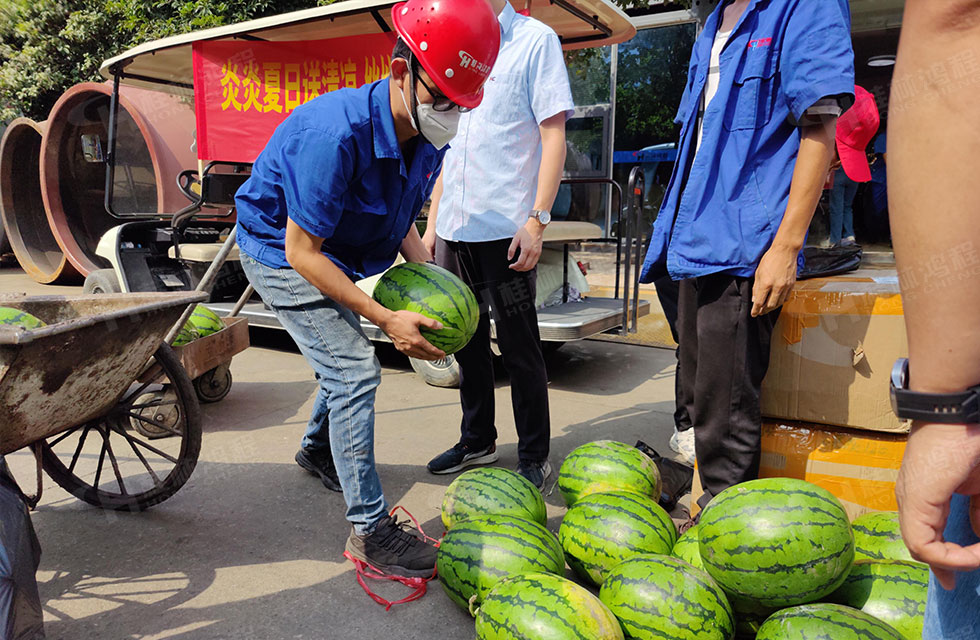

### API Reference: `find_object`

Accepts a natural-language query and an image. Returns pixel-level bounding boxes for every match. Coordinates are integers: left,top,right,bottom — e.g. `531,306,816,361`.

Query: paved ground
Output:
1,266,679,640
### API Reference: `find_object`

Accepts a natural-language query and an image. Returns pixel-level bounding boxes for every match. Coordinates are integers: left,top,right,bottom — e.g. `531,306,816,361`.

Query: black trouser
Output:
435,237,550,463
676,274,780,509
654,276,692,432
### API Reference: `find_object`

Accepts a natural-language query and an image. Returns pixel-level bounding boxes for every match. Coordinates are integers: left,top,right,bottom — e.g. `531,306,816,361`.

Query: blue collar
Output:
372,80,401,162
498,2,516,36
703,0,764,44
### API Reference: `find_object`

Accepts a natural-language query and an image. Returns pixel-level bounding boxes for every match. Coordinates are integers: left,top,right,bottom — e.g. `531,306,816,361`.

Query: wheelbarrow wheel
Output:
38,343,202,511
193,363,232,403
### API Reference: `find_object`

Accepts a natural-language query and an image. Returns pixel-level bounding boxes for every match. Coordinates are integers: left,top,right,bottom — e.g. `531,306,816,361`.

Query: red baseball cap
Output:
836,85,880,183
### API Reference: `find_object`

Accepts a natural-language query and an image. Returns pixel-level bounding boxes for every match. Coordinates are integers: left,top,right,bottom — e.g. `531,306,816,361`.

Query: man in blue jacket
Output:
234,0,500,576
640,0,855,511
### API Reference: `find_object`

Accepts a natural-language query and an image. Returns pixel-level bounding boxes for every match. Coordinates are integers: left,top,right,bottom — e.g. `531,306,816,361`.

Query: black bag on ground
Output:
799,245,863,280
635,441,694,513
0,457,44,640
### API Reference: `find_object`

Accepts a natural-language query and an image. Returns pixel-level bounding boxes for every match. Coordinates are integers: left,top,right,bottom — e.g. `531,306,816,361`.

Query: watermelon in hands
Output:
372,262,478,355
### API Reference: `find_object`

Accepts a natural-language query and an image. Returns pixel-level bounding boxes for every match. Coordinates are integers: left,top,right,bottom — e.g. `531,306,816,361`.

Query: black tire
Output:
39,343,202,511
193,363,233,403
83,269,121,294
409,354,461,388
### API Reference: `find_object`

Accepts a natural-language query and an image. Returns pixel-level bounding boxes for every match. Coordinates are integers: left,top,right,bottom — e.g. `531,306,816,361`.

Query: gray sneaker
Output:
427,442,499,475
345,514,437,578
517,459,552,491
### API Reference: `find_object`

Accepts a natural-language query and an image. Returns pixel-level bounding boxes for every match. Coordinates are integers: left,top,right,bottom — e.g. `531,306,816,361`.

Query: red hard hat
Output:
391,0,501,109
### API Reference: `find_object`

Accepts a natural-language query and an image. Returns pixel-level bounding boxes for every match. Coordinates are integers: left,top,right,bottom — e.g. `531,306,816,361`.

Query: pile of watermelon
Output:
435,440,928,640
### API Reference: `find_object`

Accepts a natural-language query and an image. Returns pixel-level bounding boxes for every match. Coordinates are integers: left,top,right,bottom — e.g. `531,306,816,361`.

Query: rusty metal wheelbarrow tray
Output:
0,291,206,456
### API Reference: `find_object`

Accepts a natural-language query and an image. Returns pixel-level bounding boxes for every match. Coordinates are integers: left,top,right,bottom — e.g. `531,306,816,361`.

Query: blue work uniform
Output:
640,0,855,283
236,79,445,280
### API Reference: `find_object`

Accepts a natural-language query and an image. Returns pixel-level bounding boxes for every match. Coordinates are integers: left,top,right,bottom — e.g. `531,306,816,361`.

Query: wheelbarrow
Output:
0,290,207,511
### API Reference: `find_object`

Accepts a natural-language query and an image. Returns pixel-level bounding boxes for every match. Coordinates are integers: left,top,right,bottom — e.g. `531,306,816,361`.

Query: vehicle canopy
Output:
99,0,636,94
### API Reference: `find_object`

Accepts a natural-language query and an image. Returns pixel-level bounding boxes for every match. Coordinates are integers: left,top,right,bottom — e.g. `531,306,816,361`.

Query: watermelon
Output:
852,511,919,564
188,304,224,336
828,559,928,640
437,514,565,612
442,467,546,530
698,477,855,607
559,490,676,586
756,603,905,640
372,262,478,354
557,440,662,507
672,524,705,571
474,572,625,640
0,306,46,330
730,595,777,639
599,554,734,640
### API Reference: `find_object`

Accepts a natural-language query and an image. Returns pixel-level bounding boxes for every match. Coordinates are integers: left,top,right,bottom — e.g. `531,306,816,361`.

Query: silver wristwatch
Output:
530,209,552,225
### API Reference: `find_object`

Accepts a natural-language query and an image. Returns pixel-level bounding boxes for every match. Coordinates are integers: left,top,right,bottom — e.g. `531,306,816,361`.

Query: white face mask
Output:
398,69,461,150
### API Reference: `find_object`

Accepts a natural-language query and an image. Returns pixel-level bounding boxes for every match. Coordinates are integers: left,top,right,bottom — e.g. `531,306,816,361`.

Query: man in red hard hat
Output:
234,0,500,577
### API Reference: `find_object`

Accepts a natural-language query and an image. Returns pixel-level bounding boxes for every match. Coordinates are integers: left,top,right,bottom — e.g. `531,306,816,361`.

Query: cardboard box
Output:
761,269,911,433
691,421,906,520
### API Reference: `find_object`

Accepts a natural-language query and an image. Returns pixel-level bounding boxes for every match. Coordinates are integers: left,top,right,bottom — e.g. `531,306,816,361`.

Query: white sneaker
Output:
669,428,696,466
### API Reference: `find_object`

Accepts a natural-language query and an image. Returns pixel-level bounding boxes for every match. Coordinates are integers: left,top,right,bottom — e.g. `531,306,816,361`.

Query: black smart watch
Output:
890,358,980,423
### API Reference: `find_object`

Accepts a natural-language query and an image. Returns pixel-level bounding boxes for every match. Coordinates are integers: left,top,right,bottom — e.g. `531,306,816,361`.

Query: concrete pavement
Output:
1,267,679,640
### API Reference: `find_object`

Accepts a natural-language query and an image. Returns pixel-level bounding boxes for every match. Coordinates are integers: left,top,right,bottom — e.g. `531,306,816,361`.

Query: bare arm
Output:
751,117,836,316
509,112,567,272
891,0,980,589
420,170,444,257
401,222,433,263
285,218,445,360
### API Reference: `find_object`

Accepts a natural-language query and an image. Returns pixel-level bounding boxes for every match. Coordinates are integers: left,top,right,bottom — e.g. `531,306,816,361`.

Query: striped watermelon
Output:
756,603,905,640
0,306,46,330
557,440,662,507
699,478,855,608
599,554,734,640
442,467,546,530
474,572,625,640
437,514,565,612
558,490,676,586
187,304,224,336
372,262,478,354
828,559,928,640
852,512,919,564
672,524,705,571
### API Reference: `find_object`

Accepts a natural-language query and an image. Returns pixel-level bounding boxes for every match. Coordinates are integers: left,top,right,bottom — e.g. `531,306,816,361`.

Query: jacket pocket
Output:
723,47,778,132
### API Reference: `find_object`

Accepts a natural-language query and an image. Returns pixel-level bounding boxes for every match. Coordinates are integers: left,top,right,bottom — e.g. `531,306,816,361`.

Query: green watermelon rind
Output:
827,559,928,640
851,511,921,565
474,572,625,640
557,440,662,507
672,523,704,571
600,554,734,640
0,307,47,330
187,304,225,336
559,490,677,586
372,262,479,355
756,603,905,640
441,467,547,530
436,514,565,612
698,478,855,608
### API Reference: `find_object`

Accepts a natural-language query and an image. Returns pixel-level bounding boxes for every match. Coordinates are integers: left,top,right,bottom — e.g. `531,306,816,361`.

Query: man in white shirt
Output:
422,0,573,489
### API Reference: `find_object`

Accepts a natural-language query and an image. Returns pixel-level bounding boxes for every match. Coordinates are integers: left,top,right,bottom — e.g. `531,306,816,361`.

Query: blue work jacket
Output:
640,0,855,283
236,79,445,280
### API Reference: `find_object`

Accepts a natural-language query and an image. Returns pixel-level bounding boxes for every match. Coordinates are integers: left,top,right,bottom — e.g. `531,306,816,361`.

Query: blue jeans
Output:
240,254,387,535
828,168,858,245
923,494,980,639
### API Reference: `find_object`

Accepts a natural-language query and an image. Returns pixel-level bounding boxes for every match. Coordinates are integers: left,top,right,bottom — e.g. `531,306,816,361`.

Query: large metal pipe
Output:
0,119,81,284
39,83,200,276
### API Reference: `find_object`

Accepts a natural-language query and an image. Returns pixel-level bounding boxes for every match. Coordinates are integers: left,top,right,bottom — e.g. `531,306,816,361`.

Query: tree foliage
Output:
0,0,334,123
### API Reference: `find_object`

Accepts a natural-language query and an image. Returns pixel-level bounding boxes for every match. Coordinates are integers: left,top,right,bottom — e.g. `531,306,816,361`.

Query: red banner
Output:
192,33,397,162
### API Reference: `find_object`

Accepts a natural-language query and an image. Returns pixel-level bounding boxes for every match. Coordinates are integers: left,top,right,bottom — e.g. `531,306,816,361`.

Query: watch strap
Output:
890,358,980,423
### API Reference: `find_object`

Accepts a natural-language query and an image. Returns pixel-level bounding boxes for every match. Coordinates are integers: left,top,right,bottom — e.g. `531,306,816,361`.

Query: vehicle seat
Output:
542,221,603,243
168,243,240,263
